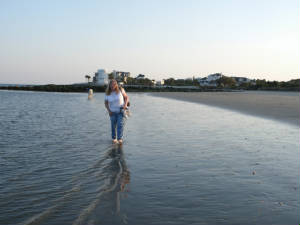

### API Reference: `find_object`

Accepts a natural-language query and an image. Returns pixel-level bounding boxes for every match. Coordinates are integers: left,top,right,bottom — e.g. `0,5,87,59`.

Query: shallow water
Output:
0,90,299,225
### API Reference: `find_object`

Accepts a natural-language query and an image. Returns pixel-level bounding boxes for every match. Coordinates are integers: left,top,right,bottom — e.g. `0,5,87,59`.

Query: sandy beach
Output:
151,91,299,126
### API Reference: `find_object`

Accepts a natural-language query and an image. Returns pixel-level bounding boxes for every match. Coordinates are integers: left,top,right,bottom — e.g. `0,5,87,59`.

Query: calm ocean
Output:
0,90,299,225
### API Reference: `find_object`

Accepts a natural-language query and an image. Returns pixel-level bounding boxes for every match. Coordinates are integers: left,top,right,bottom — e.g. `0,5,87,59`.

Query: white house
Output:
197,78,210,86
232,77,253,85
156,80,165,86
113,70,130,82
207,73,223,82
196,73,223,87
93,69,108,86
136,74,145,80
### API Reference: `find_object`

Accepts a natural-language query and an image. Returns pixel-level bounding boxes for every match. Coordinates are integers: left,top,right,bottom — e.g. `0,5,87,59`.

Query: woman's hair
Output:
106,79,120,95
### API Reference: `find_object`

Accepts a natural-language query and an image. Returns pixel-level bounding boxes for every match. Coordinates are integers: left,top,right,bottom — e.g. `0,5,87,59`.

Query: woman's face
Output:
110,80,117,90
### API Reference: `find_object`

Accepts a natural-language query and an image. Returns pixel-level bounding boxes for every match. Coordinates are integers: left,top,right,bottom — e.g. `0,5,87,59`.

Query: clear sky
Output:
0,0,299,84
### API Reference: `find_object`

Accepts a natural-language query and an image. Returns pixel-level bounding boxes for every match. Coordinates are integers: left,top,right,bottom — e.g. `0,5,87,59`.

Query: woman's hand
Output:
108,110,113,116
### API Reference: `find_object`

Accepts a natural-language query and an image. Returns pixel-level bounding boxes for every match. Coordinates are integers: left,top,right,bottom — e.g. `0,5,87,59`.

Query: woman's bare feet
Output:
118,139,123,145
112,139,118,144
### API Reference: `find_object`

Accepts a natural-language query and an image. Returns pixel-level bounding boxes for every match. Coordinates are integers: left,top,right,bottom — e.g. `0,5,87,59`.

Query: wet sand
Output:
151,91,299,126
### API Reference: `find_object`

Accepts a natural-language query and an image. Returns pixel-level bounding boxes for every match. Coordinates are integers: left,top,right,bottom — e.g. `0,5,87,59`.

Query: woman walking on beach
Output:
105,79,129,144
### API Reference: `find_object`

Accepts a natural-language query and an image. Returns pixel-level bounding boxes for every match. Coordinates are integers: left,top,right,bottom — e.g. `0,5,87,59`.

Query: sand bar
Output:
151,91,299,126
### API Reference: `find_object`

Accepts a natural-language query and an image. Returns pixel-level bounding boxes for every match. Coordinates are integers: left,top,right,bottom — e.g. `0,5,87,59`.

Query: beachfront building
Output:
136,74,145,80
207,73,223,81
196,73,223,87
156,80,165,86
232,77,255,86
113,70,130,83
93,69,108,86
197,78,210,86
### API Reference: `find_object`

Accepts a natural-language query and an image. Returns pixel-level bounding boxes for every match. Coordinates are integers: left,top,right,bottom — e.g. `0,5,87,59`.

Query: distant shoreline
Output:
151,91,300,126
0,84,299,93
1,85,299,126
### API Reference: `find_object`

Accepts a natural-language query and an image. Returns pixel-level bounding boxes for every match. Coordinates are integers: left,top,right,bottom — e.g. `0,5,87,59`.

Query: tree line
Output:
120,74,299,90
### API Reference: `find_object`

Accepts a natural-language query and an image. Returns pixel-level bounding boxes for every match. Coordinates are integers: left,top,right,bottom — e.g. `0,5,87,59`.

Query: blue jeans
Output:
110,112,125,140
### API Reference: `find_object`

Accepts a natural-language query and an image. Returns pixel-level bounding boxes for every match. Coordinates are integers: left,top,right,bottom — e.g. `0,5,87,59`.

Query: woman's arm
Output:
105,100,112,116
121,88,129,108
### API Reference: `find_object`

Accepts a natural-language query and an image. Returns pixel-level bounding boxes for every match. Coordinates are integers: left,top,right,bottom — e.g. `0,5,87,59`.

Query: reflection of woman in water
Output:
107,145,130,216
71,144,130,225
